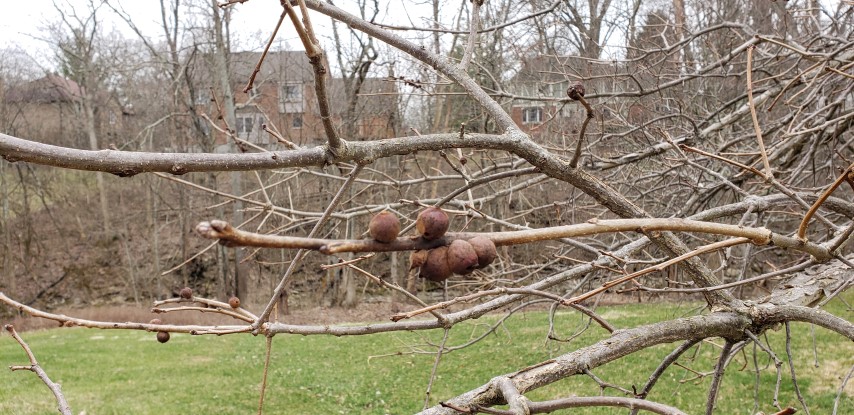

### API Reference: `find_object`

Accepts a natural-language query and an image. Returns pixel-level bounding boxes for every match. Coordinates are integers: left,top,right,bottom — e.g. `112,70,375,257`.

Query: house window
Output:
108,111,117,125
522,107,543,124
249,85,260,98
235,115,254,135
279,83,304,113
281,84,301,101
292,114,303,129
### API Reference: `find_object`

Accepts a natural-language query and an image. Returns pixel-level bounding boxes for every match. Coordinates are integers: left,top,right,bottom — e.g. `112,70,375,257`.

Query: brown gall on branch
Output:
5,325,73,415
194,218,832,261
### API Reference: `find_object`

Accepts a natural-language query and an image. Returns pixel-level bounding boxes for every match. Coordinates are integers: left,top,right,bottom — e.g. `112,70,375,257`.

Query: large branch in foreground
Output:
195,218,831,260
420,304,854,415
0,132,509,176
420,312,750,415
466,396,689,415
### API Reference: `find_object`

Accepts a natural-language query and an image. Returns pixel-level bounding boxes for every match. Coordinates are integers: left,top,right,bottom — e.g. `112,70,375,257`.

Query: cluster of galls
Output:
414,207,498,282
367,207,498,282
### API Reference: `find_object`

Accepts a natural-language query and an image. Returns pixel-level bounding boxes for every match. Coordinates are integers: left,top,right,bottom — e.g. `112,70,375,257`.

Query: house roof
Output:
4,74,83,104
229,50,316,85
329,77,398,117
191,50,317,88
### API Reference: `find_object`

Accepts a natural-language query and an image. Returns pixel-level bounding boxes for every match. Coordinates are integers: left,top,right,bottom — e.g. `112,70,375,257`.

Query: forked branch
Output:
5,325,72,415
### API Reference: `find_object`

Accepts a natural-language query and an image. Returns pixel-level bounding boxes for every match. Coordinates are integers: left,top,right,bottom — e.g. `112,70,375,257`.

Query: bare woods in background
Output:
1,0,853,414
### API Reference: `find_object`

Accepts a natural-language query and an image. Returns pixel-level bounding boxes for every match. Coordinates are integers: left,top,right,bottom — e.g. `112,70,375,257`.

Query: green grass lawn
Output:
2,297,851,415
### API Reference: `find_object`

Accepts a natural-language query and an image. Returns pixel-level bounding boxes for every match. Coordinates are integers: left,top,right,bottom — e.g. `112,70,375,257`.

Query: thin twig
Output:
392,287,613,333
319,253,375,269
257,334,273,415
570,94,594,169
244,10,287,93
745,329,784,408
423,328,451,410
680,145,765,177
346,263,445,323
832,364,854,415
746,45,773,178
567,238,750,305
1,293,249,335
705,339,734,415
282,0,341,152
785,322,811,415
583,368,634,395
253,164,364,328
631,339,701,415
798,164,852,240
459,0,481,71
5,325,72,415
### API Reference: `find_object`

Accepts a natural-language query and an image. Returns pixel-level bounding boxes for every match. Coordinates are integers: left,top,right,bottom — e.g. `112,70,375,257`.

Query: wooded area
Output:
1,0,852,414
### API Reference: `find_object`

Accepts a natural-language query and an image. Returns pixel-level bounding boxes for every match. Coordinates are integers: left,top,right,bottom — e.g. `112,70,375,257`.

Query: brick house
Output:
3,74,129,149
508,56,624,141
192,51,400,149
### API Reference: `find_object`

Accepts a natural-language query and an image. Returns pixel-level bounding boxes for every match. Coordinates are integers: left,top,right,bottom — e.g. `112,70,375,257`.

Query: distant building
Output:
3,73,129,149
508,56,666,154
508,56,629,140
191,51,400,149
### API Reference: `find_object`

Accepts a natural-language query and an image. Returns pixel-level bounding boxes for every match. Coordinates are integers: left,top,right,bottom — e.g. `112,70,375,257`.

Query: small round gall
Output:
419,246,452,282
567,82,585,101
468,236,498,268
228,296,241,309
416,207,450,240
369,211,401,243
447,240,478,275
179,287,193,299
156,331,170,343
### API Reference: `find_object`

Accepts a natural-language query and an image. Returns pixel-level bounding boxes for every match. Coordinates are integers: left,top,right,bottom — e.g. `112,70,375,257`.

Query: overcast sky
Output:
0,0,438,74
0,0,641,76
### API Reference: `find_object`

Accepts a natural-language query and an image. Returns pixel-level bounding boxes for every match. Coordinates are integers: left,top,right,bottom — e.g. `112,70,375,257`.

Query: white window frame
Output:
281,83,302,102
235,114,255,135
279,83,304,113
522,107,543,124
